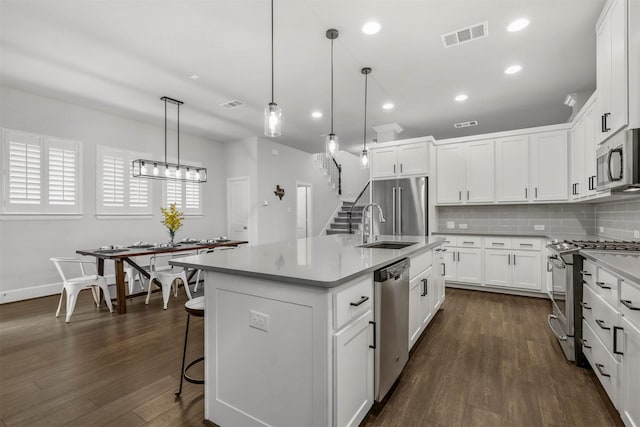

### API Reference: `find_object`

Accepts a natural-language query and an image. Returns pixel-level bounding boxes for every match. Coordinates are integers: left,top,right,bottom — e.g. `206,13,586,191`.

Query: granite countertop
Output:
170,234,444,288
581,250,640,284
432,231,606,241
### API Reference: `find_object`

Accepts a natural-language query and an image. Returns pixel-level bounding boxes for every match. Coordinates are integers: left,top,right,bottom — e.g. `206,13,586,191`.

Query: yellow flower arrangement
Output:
161,203,184,243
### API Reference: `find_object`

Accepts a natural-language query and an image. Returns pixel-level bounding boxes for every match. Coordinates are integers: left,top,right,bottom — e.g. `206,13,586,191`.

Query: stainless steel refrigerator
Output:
371,177,428,236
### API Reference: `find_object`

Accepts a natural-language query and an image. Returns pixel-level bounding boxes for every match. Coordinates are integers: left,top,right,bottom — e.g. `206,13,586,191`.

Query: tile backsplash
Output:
436,204,596,237
594,199,640,241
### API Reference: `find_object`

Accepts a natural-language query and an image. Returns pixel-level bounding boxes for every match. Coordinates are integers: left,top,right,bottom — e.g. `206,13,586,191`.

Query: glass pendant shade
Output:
264,102,282,137
326,133,339,157
360,149,369,168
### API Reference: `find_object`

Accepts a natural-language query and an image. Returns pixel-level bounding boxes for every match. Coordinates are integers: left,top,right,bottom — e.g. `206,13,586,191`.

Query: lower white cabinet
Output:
409,248,446,350
619,316,640,427
485,250,540,291
334,310,375,427
442,247,482,284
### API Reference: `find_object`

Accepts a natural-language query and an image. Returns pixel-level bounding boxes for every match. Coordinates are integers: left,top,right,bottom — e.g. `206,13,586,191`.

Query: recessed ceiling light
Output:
507,18,530,32
504,64,522,74
189,74,200,80
311,111,323,118
455,94,468,102
382,103,394,110
362,21,381,35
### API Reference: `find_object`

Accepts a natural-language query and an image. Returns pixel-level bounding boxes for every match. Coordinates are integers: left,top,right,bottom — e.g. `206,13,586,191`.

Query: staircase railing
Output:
312,152,342,195
332,157,342,196
348,180,370,234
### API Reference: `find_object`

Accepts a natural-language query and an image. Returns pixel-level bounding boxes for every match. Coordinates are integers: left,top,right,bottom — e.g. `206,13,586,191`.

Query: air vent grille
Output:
442,22,488,48
454,120,479,128
221,100,244,109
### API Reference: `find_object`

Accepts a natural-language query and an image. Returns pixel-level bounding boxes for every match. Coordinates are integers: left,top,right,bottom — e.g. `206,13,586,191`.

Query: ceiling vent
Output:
221,100,244,109
454,120,479,128
442,22,488,48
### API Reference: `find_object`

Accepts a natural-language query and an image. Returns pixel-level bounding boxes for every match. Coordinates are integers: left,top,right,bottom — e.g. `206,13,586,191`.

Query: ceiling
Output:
0,0,605,154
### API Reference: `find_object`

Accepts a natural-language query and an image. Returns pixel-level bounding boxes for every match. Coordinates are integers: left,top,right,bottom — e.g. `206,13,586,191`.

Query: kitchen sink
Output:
358,241,417,250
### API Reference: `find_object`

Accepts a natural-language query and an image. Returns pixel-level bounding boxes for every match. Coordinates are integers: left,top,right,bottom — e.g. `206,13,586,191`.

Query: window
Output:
96,146,151,215
163,163,203,215
1,129,81,214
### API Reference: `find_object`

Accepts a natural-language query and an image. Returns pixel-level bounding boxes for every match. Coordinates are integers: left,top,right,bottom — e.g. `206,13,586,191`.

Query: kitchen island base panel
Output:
204,271,332,427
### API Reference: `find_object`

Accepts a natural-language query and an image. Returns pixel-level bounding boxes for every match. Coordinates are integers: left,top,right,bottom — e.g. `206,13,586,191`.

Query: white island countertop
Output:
171,234,444,288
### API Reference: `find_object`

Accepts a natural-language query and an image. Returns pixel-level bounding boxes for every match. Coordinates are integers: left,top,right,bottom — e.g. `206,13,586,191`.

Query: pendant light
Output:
325,28,339,158
360,67,371,168
264,0,281,137
132,97,207,182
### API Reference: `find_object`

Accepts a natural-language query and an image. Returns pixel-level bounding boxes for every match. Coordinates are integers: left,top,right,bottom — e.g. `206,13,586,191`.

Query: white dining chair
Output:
145,252,195,309
193,246,236,292
51,257,113,323
124,263,146,294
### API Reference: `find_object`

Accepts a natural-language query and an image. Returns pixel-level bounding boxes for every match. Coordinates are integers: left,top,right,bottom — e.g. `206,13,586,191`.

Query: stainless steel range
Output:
546,239,640,366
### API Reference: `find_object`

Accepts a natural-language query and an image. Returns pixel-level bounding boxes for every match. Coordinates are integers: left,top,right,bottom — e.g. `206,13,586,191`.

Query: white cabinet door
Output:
596,9,612,145
441,249,456,282
464,140,494,203
484,250,511,287
511,250,542,291
334,311,374,427
583,105,598,197
436,145,464,204
409,276,422,350
398,142,428,176
620,316,640,427
495,135,529,202
530,131,569,201
370,147,398,179
419,269,433,328
570,120,585,200
455,248,482,284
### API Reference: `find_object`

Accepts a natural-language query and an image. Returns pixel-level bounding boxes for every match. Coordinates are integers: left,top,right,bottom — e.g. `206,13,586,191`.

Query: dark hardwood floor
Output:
0,287,622,427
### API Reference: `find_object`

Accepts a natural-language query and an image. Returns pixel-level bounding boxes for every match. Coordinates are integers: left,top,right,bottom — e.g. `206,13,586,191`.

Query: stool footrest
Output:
183,356,204,385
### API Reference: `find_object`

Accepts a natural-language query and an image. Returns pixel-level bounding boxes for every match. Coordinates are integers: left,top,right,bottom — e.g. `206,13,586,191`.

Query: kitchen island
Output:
171,234,445,427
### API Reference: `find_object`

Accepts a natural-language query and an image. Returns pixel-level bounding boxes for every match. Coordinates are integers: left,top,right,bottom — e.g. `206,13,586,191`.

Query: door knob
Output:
243,226,248,230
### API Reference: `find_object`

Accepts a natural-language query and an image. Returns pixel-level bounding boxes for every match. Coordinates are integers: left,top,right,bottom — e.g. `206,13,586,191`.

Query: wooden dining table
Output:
77,240,247,314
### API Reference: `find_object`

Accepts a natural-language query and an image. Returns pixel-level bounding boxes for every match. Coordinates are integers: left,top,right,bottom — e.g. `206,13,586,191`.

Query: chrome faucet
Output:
361,203,386,244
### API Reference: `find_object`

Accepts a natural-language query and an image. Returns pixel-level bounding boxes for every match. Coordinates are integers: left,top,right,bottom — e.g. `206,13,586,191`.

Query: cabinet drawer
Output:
334,276,373,330
410,250,432,280
588,292,620,355
456,236,482,248
581,321,619,406
440,236,456,248
512,238,541,251
485,237,511,249
620,280,640,328
582,283,597,326
595,268,620,307
581,259,597,288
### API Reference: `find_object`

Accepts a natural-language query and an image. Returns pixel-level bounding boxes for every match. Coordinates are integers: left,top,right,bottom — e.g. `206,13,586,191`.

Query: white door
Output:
370,147,398,179
464,139,494,203
436,145,464,204
296,184,312,238
441,249,456,282
530,131,569,201
511,250,542,291
397,143,428,176
484,250,511,287
455,248,483,284
227,177,249,241
495,135,529,202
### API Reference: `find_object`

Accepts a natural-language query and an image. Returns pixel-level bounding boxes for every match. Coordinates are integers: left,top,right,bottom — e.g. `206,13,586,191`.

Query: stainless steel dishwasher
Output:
373,258,410,401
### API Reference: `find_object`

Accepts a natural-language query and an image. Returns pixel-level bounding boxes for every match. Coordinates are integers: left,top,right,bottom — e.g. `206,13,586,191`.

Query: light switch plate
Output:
599,226,605,233
634,230,640,238
250,310,270,332
459,223,468,229
447,221,455,229
534,225,545,231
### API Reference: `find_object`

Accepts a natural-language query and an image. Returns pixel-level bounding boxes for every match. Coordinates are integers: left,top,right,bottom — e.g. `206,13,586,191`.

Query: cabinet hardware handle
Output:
546,261,552,272
435,248,441,252
459,191,462,201
572,183,575,195
393,164,396,174
580,302,592,310
580,339,591,349
350,296,369,307
508,254,511,265
595,363,610,377
535,187,538,198
492,242,504,246
520,243,533,247
595,319,610,330
400,163,403,173
580,270,592,276
595,281,611,290
603,112,611,132
525,187,528,198
441,248,448,252
369,321,376,349
513,254,516,265
457,251,460,262
442,262,446,276
613,326,624,355
592,175,597,190
462,241,474,244
601,114,606,133
467,190,469,200
621,299,640,311
421,278,428,296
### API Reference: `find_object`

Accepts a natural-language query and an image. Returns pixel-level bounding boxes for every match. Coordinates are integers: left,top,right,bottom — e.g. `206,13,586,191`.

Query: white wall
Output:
0,87,227,302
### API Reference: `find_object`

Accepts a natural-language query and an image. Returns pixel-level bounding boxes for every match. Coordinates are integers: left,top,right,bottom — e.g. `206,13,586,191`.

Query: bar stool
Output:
175,296,205,397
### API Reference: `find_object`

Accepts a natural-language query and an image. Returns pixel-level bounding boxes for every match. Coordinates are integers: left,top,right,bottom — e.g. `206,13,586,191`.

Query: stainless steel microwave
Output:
596,129,640,192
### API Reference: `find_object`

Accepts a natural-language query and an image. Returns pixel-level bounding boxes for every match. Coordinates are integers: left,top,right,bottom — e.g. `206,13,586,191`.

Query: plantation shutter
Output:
166,170,182,208
102,153,125,207
185,180,199,210
48,141,78,207
129,163,148,208
8,138,41,209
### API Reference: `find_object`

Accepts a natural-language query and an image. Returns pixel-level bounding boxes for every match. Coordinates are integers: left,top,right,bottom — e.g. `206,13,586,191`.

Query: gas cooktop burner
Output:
572,240,640,251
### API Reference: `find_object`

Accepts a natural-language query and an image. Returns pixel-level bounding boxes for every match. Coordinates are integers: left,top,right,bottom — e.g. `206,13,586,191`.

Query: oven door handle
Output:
547,314,568,341
548,255,566,269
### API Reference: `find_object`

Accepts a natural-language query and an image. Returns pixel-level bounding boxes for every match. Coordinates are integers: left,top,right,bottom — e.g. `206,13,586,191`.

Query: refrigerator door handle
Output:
392,187,397,235
398,187,403,235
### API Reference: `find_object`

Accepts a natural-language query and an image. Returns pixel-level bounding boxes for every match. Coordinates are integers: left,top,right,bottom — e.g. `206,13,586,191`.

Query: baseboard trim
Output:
1,274,119,304
445,282,549,299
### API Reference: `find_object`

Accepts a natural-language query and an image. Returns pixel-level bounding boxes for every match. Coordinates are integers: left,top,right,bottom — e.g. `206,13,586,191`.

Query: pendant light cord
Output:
164,97,167,164
271,0,274,104
363,72,368,150
177,103,180,166
330,37,334,134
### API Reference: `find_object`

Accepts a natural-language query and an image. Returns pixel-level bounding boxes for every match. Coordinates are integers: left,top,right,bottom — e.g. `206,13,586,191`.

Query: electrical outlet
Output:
459,223,468,229
534,225,545,231
599,226,604,233
250,310,270,332
447,221,455,229
634,230,640,239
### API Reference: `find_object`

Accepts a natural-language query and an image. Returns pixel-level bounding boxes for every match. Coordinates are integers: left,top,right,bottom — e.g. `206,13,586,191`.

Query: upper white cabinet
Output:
436,139,494,204
370,141,428,179
570,96,599,201
530,131,569,201
596,0,628,144
495,135,529,202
